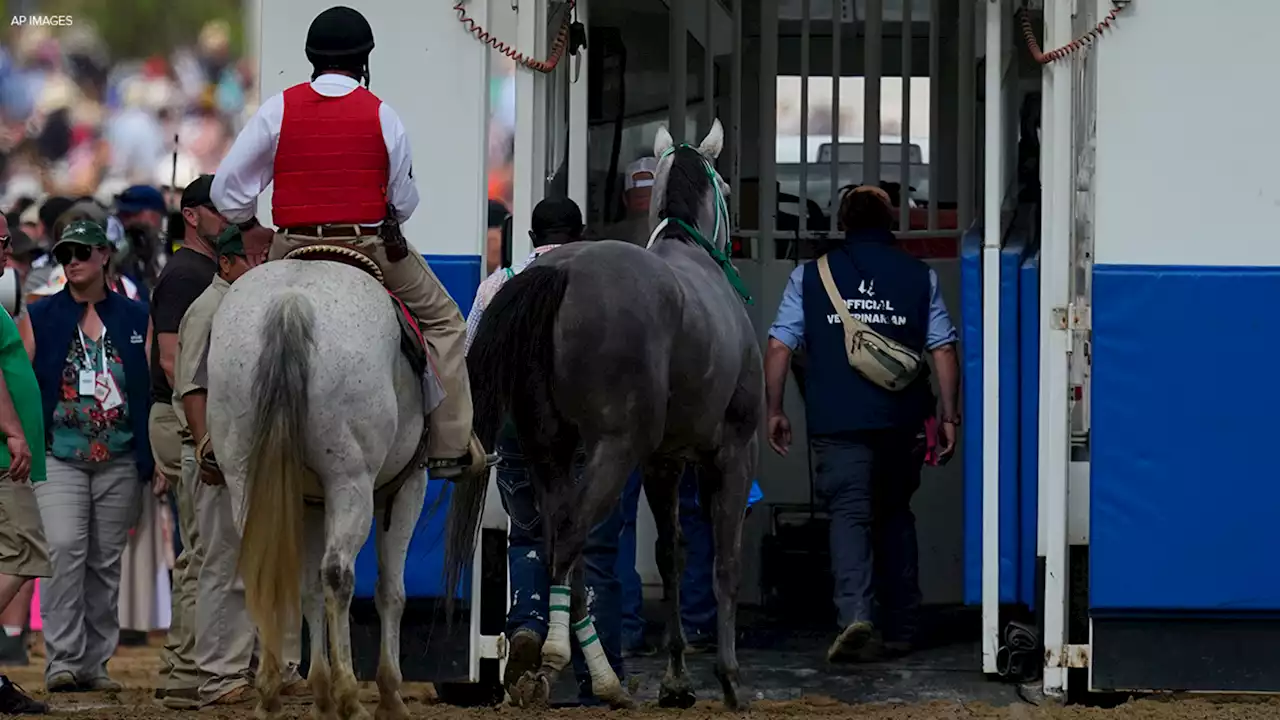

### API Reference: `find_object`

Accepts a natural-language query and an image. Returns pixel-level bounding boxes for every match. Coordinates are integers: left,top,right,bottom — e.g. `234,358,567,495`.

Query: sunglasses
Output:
54,244,97,265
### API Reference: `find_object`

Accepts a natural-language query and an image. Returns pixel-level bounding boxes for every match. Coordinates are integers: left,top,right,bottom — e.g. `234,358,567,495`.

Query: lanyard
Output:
77,326,106,375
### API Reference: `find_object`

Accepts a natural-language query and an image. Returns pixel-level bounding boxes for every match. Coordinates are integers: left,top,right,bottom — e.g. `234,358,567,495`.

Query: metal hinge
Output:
1051,304,1090,332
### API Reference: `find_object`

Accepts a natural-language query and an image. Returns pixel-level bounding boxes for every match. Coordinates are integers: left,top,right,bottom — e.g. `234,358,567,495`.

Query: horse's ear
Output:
654,125,674,158
698,119,724,160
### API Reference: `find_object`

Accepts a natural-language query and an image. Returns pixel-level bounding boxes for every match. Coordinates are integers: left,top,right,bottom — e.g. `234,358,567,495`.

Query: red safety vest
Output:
272,83,389,228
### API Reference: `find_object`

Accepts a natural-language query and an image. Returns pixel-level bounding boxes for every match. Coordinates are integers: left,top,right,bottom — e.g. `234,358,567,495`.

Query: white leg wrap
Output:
543,585,573,671
573,615,622,698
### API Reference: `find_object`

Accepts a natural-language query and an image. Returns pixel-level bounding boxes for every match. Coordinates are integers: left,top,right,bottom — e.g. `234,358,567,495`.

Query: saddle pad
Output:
389,292,427,377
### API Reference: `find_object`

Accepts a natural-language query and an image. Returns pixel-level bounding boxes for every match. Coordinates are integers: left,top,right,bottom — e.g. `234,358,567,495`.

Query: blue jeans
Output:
810,430,923,641
496,430,625,702
617,465,717,649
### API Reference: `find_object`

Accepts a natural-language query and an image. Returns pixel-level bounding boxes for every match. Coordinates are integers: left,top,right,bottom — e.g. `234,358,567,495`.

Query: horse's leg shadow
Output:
323,484,376,720
704,440,754,711
303,505,339,720
373,475,427,720
643,457,697,709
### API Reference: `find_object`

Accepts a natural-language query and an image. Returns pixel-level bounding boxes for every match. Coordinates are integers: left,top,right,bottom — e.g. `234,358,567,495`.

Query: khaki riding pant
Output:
153,402,201,690
270,230,474,459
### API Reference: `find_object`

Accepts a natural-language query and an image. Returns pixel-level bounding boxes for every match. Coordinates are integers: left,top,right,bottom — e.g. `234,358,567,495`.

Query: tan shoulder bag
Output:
816,254,923,392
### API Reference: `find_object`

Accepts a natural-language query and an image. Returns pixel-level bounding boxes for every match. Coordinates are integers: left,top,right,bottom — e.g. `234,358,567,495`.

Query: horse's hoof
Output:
375,697,411,720
513,671,551,708
658,683,697,709
604,690,637,710
722,688,751,713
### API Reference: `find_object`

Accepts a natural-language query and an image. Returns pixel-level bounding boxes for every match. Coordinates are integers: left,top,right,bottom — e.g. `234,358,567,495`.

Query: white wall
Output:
1093,0,1280,268
255,0,489,256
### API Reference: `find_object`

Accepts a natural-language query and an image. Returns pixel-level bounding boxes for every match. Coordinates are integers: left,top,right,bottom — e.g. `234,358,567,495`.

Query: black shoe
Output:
0,675,47,714
503,628,543,693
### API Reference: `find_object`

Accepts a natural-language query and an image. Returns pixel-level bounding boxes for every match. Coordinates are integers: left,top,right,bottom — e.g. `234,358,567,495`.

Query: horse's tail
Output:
238,292,314,659
443,265,570,613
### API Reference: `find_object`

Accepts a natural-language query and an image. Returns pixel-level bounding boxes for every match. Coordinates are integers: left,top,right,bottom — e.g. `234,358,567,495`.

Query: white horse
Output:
207,259,428,720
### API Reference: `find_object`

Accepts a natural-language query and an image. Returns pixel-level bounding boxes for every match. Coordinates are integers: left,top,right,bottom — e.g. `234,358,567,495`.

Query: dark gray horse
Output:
445,119,761,710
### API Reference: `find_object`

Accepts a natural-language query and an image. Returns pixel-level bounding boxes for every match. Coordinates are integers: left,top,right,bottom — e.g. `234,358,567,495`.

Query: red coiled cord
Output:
454,0,575,73
1019,0,1132,64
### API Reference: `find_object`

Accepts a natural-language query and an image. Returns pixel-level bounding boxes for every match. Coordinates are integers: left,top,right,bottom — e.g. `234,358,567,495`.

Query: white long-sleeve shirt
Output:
210,73,420,226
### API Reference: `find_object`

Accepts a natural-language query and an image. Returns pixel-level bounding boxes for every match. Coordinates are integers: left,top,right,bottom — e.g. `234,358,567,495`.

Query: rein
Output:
649,144,753,305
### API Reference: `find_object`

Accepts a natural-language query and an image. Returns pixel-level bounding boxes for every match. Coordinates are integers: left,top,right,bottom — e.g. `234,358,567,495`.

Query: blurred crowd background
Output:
1,4,519,304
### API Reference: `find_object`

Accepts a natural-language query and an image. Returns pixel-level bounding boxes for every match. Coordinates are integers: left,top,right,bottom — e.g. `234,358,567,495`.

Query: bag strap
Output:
817,255,872,337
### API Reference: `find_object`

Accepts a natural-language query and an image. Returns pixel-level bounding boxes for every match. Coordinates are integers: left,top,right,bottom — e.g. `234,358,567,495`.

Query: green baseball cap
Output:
213,225,246,259
55,220,112,249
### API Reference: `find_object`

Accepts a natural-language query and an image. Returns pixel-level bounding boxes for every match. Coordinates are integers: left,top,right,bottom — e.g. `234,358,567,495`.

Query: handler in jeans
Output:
465,197,624,703
763,186,960,663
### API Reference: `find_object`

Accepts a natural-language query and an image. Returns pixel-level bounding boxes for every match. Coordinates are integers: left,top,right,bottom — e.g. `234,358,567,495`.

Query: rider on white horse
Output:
210,5,486,480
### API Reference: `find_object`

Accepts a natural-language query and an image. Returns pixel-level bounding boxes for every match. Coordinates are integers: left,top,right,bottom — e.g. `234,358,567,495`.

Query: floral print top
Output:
50,331,134,463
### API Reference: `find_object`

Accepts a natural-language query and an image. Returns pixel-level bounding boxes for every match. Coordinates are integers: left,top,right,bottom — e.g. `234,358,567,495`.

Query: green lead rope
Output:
669,218,753,305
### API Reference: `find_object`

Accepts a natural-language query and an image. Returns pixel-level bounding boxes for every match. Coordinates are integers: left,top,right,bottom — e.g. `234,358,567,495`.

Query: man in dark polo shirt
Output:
146,174,224,707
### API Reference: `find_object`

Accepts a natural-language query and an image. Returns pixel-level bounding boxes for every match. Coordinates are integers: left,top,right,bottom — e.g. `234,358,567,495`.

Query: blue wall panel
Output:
1018,252,1039,610
998,240,1023,604
1091,264,1280,610
354,254,482,599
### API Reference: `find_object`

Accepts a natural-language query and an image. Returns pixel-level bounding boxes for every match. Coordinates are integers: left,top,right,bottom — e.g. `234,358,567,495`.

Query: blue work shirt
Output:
767,262,958,352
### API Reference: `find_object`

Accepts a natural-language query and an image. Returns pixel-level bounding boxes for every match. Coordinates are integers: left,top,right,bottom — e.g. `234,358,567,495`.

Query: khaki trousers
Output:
187,444,300,702
153,403,201,690
269,231,474,458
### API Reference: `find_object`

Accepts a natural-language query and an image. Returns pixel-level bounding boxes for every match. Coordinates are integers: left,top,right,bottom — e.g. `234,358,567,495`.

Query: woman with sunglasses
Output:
17,221,153,693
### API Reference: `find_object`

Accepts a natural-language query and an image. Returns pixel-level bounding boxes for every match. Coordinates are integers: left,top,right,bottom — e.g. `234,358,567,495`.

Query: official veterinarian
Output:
764,185,960,664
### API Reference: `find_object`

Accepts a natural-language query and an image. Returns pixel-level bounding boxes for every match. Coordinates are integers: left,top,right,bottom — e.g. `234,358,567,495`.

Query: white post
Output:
512,0,548,263
980,0,1006,678
568,0,590,210
1040,0,1075,699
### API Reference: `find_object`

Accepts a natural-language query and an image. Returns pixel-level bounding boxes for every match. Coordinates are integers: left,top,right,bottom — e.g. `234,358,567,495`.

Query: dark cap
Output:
116,185,166,215
306,6,375,58
55,220,112,249
180,175,216,209
213,224,246,258
530,196,583,239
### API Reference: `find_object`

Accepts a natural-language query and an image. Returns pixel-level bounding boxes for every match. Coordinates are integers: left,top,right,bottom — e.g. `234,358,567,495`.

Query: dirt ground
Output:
6,638,1280,719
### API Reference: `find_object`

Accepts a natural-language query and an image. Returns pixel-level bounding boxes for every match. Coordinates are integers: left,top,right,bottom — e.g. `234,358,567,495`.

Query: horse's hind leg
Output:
642,457,697,709
322,482,376,720
373,475,426,720
703,439,755,711
303,505,338,720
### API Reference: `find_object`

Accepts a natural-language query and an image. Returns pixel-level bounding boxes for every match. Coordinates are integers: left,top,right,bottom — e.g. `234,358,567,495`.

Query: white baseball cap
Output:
624,157,657,191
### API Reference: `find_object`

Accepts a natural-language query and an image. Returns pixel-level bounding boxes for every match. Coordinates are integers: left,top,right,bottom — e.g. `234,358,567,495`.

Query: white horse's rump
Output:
207,260,426,720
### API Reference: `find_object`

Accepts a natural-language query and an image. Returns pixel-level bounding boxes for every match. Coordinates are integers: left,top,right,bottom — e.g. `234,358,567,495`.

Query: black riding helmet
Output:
305,6,375,82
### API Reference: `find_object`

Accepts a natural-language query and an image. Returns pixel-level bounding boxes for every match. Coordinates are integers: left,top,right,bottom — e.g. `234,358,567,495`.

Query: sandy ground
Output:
5,638,1280,719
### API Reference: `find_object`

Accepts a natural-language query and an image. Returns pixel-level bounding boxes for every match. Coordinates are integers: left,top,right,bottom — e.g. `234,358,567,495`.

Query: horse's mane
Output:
658,145,712,241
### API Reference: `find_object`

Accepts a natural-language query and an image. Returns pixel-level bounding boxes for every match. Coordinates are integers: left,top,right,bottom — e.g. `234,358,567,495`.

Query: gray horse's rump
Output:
207,260,425,499
539,239,757,452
